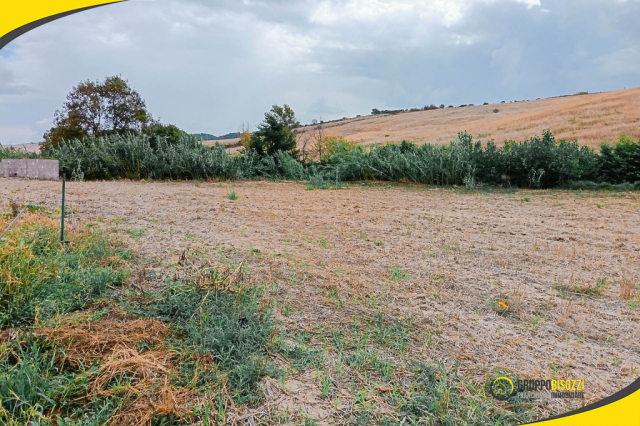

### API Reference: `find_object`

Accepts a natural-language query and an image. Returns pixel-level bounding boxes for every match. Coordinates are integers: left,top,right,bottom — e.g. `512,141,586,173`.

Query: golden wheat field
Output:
294,88,640,149
4,178,640,422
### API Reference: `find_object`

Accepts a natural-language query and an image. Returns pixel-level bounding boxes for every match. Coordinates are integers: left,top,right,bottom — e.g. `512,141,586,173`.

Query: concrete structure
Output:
0,159,59,180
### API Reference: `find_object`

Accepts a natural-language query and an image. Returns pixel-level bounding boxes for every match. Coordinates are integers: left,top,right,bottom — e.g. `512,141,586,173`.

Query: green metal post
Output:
61,168,67,243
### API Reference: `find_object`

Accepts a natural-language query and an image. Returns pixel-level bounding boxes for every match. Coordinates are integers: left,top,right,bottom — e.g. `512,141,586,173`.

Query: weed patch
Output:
377,363,538,426
0,214,130,328
0,215,279,424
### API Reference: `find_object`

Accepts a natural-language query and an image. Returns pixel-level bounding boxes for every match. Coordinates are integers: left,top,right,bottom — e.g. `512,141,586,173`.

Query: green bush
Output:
42,133,304,181
34,130,640,188
0,144,39,160
142,122,189,148
317,136,360,161
599,135,640,184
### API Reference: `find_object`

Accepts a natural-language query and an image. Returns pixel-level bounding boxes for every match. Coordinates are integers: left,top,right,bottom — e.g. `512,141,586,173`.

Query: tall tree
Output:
43,76,150,147
249,104,299,157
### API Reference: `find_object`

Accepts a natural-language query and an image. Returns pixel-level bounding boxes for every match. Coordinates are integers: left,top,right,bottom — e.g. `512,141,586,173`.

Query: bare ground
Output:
4,178,640,422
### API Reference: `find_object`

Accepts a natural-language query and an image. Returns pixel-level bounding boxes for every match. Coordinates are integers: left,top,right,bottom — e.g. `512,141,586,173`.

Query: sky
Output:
0,0,639,144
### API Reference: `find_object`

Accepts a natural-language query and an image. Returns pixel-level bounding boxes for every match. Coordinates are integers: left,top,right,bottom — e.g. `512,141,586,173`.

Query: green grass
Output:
0,215,133,425
134,280,277,404
227,190,238,200
126,227,146,238
555,277,609,298
0,217,130,328
0,215,279,424
630,293,640,310
273,335,323,371
391,266,409,281
376,363,538,426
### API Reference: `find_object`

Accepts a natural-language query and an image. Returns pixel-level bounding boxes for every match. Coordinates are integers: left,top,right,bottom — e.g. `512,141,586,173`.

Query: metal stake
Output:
61,167,68,244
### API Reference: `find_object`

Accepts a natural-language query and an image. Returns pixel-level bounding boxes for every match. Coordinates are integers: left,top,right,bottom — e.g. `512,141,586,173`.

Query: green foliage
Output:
598,134,640,184
249,104,299,157
317,136,360,161
0,144,40,160
139,282,276,403
562,180,640,191
0,338,120,426
0,217,132,426
142,122,189,148
227,190,238,200
273,337,323,371
306,131,606,188
391,267,409,282
42,133,304,181
379,363,537,426
31,128,640,189
0,339,65,425
0,215,277,424
0,219,129,328
43,76,150,148
192,132,240,141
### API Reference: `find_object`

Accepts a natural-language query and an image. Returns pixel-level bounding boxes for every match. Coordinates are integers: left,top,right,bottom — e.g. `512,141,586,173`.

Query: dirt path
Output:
4,178,640,415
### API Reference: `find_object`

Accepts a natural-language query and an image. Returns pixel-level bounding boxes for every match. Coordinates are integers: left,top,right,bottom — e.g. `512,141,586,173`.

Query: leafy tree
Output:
43,76,149,148
249,104,299,157
599,135,640,183
143,122,189,148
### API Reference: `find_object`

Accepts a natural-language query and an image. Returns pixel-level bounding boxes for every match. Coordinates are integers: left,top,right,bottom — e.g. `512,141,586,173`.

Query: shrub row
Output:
2,131,639,188
41,133,303,181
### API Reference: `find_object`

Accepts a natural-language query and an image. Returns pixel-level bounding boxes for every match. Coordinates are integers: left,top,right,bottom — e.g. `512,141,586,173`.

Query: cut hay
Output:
109,380,195,426
37,313,171,366
91,347,176,397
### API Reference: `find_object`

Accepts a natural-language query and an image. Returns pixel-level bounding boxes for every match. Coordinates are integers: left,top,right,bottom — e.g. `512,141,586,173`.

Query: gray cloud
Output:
0,69,34,95
306,97,346,118
0,0,639,144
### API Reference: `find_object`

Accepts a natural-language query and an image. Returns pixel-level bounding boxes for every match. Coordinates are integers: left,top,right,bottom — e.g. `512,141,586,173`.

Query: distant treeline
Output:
372,105,445,115
1,132,639,189
192,132,240,141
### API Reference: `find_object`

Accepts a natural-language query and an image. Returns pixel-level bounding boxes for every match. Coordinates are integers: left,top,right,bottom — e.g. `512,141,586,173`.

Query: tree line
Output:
1,76,638,189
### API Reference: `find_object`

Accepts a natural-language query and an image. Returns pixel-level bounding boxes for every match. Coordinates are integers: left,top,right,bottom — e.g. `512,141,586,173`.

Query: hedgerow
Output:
7,131,639,188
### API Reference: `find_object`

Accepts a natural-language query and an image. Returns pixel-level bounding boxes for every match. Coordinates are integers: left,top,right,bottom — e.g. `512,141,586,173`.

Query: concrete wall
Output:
0,159,59,180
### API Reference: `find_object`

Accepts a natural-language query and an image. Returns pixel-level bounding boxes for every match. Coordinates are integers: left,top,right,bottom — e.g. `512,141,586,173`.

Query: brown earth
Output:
4,178,640,421
296,87,640,149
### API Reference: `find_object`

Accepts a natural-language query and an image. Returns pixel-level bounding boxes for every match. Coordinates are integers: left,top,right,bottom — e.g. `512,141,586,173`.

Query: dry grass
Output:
36,310,207,426
109,380,195,426
620,277,636,301
37,310,171,367
296,87,640,149
5,178,640,420
37,310,192,425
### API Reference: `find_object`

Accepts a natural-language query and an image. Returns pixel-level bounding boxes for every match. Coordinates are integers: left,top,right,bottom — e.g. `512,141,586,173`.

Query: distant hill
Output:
193,132,240,141
296,87,640,149
1,142,43,153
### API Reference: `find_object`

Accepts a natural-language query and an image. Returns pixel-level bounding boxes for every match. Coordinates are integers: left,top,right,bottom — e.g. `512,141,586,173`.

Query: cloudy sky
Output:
0,0,639,144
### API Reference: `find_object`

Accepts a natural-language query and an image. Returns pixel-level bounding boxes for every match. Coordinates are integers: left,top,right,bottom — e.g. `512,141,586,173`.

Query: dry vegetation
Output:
3,178,640,424
295,88,640,149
